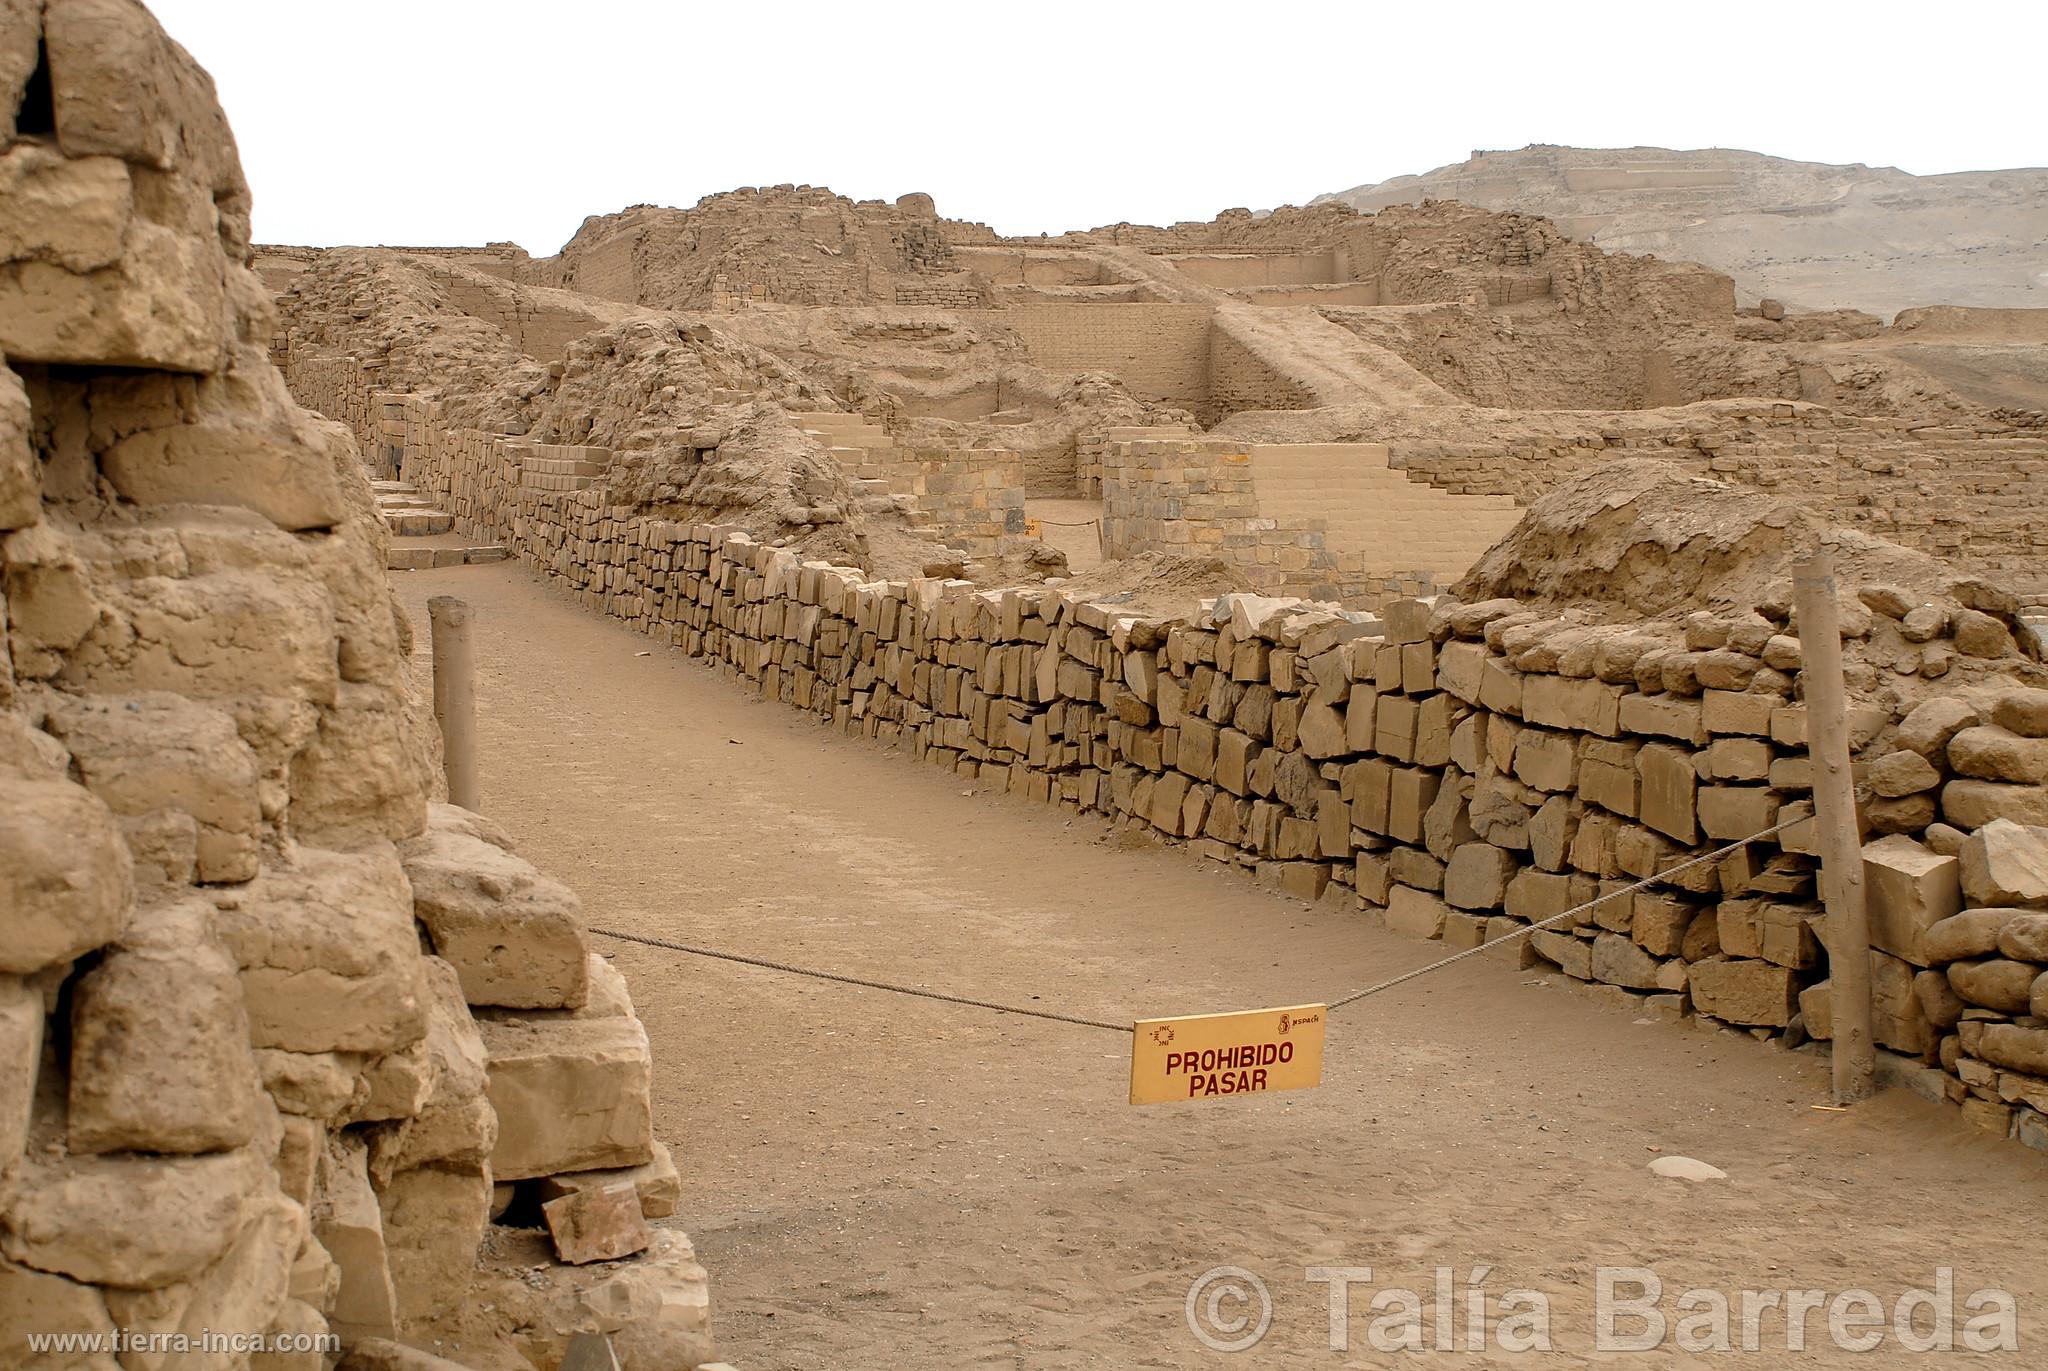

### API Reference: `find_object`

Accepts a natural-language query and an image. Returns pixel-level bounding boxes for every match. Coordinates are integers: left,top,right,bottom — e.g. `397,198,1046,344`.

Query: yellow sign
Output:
1129,1003,1327,1105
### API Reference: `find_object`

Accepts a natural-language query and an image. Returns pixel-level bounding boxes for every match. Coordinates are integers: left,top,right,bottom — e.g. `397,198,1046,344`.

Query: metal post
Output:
428,595,480,812
1792,549,1875,1103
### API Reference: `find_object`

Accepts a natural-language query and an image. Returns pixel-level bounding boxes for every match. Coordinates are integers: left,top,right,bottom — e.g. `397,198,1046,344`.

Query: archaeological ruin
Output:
6,2,2048,1368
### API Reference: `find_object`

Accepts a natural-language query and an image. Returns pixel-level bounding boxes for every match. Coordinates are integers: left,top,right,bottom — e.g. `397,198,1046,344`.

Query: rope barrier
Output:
1032,517,1101,528
592,816,1804,1033
588,926,1134,1033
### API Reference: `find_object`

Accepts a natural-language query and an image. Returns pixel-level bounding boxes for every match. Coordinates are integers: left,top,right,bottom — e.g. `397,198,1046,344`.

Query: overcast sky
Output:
152,0,2044,254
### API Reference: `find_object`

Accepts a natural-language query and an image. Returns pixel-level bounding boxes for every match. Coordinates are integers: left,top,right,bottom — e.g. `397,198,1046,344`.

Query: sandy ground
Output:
1027,497,1105,573
393,559,2048,1369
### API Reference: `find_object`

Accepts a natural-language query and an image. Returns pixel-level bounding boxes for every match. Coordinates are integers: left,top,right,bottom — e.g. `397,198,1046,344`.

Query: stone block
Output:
1958,818,2048,907
1697,785,1778,840
1992,689,2048,738
1862,835,1962,967
0,773,133,976
1619,693,1706,744
0,977,40,1170
67,897,263,1155
1758,903,1821,970
1578,739,1640,818
1592,932,1679,990
213,844,431,1056
479,1014,654,1181
1387,767,1439,845
1513,728,1577,792
1943,780,2048,829
45,692,262,881
379,1164,493,1328
1865,749,1942,798
401,821,591,1010
1481,917,1540,967
1636,743,1697,844
1632,893,1696,957
1948,959,2037,1013
317,1134,399,1344
544,1180,652,1265
1435,640,1485,702
375,957,496,1173
1375,694,1418,762
540,1138,683,1221
1384,885,1447,941
1443,843,1517,911
1700,737,1772,782
1976,1023,2048,1077
1530,929,1591,979
1688,957,1798,1027
1701,689,1775,737
1949,726,2048,783
1520,674,1624,736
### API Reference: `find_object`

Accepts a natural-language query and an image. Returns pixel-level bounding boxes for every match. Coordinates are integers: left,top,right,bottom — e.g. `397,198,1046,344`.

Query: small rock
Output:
1864,750,1943,798
542,1180,651,1265
1649,1155,1727,1182
1952,608,2012,658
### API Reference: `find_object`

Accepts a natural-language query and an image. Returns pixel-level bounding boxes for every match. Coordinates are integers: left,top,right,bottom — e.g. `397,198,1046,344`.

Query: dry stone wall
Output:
294,378,2048,1154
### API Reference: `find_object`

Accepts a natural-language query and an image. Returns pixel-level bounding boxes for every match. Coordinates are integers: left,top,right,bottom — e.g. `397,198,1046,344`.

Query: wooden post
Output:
1793,549,1875,1103
428,595,480,812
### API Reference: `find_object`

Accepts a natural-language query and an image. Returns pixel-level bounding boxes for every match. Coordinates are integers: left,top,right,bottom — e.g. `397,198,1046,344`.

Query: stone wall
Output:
988,304,1214,412
280,432,2048,1153
1207,323,1318,415
1,6,710,1368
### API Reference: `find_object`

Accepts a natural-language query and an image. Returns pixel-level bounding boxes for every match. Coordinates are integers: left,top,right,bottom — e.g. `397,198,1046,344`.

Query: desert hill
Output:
1316,145,2048,319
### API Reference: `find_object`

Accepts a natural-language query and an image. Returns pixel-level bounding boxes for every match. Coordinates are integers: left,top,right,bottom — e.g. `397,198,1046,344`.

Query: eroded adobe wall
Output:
1,5,706,1369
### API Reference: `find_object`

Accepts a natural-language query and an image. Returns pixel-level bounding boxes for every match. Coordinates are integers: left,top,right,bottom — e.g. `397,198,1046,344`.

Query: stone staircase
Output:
1246,443,1524,583
373,478,453,536
372,478,509,571
788,410,939,533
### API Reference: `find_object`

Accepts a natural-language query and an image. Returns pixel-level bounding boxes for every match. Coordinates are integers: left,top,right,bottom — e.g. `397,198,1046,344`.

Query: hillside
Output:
1316,145,2048,318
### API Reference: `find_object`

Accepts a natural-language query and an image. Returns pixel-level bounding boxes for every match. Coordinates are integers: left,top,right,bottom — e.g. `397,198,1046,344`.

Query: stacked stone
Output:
1,5,712,1367
1912,819,2048,1148
1797,690,2048,1146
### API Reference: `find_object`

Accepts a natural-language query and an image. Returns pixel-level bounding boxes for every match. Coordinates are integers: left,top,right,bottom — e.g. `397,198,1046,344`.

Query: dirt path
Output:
395,561,2047,1369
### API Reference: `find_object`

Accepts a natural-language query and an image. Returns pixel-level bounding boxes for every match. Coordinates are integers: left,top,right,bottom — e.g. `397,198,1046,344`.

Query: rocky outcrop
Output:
0,4,707,1368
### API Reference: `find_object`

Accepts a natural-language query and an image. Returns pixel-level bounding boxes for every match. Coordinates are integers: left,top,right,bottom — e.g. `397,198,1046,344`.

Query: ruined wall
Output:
1207,325,1319,414
1,6,706,1368
1163,252,1340,288
988,304,1214,412
1097,435,1514,604
1386,406,2048,608
533,186,982,310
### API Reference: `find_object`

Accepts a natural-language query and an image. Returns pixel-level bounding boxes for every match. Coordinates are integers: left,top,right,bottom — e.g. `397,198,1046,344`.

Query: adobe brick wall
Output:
986,304,1214,412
